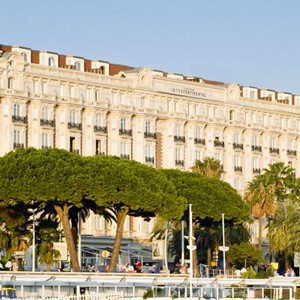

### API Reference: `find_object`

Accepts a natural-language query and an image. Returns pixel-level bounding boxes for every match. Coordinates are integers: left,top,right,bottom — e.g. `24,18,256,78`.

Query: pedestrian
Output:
12,260,18,272
5,260,12,271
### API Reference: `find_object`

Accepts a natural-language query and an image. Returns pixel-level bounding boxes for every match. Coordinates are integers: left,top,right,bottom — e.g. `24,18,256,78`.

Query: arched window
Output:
74,61,81,70
48,57,55,67
21,52,28,62
8,77,14,89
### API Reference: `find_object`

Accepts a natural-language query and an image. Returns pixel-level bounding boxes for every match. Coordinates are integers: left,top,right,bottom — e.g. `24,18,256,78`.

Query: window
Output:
175,125,181,136
175,148,181,160
233,132,239,144
13,103,20,117
250,91,255,99
120,142,126,155
42,133,49,148
94,90,98,101
195,150,202,161
100,66,105,74
195,126,201,139
253,157,259,169
234,155,241,167
13,130,20,143
120,117,126,131
145,144,151,157
21,52,28,62
95,114,101,127
252,135,258,146
229,110,234,121
270,136,276,148
48,57,55,67
8,77,13,89
69,111,76,123
74,61,81,70
145,121,151,134
287,138,293,150
42,107,48,120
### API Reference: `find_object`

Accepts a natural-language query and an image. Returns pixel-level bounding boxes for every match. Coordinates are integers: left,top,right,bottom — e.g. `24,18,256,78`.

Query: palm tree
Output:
244,162,296,250
191,157,224,179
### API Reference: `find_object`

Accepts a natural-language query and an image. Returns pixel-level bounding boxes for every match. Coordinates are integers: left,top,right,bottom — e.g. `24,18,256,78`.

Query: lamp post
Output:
32,209,36,272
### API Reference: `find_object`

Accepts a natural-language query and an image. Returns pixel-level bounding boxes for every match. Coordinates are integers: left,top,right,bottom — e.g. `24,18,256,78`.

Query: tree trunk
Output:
258,217,263,250
108,207,128,272
207,248,211,267
192,226,199,277
54,204,80,272
285,251,290,270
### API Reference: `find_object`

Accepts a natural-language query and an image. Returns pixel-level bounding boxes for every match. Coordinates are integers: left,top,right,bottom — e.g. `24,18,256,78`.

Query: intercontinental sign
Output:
170,87,207,98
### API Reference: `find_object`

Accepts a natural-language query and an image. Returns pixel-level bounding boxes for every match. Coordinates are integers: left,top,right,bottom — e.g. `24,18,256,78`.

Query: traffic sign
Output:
219,246,229,251
187,245,197,251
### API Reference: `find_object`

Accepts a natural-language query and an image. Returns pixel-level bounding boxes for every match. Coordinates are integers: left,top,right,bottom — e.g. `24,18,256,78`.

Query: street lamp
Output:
32,208,36,272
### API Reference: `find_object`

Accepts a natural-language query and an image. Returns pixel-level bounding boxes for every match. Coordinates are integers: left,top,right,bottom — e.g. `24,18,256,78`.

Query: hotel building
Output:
0,44,299,266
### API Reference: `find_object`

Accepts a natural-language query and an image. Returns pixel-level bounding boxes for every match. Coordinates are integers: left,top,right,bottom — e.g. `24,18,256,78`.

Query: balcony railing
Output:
71,149,80,154
174,136,185,143
287,149,297,156
94,125,107,133
119,129,132,136
145,156,155,164
96,151,106,156
234,166,243,172
214,140,224,147
194,138,206,145
144,132,157,139
41,145,52,149
251,145,262,152
269,147,279,154
253,168,261,175
233,143,244,150
175,160,185,167
13,142,24,149
40,119,55,127
68,122,82,131
120,154,130,160
12,115,28,124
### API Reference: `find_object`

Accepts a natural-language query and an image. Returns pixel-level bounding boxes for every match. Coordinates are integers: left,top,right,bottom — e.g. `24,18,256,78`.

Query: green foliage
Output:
242,266,257,279
191,157,224,179
228,242,262,268
162,169,250,224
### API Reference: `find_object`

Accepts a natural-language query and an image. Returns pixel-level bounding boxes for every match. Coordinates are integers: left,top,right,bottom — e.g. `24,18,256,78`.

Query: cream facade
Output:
1,44,300,263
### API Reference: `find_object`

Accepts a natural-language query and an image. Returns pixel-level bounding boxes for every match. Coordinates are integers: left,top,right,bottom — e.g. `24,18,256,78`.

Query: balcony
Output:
174,136,185,143
144,132,157,139
234,166,243,173
13,142,24,149
175,160,185,167
269,147,279,155
68,122,82,131
214,139,224,148
287,150,297,156
120,154,130,160
41,145,52,149
96,150,106,156
251,145,262,152
145,156,155,164
253,168,261,175
119,129,132,137
40,119,55,127
71,149,80,154
233,143,244,150
94,125,107,134
12,115,27,124
194,138,205,145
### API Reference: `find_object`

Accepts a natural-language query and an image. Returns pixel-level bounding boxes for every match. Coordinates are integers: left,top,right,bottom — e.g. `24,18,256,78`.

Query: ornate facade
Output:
1,44,299,265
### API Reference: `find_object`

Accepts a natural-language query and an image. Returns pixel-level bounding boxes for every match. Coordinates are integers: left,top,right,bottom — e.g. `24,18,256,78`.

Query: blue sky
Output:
2,0,300,94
